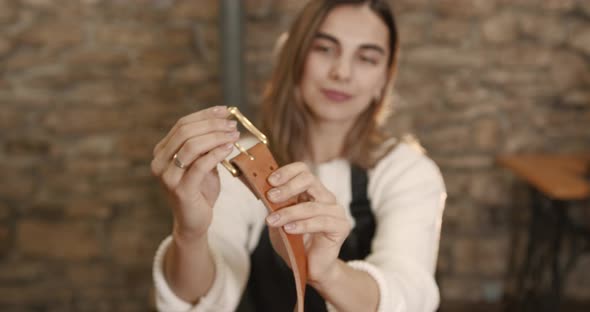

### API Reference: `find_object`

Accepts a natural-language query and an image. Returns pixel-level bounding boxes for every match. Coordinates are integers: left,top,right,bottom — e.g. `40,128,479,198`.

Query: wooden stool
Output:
498,153,590,312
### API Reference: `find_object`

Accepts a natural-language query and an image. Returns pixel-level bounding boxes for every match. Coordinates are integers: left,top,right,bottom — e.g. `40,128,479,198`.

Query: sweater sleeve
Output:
348,144,447,312
152,163,266,312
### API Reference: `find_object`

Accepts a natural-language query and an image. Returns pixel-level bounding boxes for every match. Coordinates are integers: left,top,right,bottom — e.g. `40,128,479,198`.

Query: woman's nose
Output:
329,58,352,82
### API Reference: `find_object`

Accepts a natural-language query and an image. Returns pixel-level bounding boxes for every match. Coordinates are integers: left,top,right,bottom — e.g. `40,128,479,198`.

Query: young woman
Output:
150,0,446,311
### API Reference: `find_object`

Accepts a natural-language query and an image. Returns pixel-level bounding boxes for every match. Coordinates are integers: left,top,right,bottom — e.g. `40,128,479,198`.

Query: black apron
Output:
237,164,376,312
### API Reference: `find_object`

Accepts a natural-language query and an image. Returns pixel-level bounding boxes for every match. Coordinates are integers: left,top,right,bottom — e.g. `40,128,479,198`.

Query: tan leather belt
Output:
222,107,307,312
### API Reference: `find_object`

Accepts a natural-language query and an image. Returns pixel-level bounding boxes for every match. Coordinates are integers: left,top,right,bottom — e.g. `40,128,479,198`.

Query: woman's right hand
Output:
151,106,240,241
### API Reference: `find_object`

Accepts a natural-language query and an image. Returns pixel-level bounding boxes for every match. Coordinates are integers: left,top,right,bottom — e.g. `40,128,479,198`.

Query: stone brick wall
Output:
0,0,589,310
1,0,220,309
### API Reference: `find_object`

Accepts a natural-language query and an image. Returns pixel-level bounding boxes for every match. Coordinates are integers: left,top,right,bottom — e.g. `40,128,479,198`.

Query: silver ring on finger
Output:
172,153,186,169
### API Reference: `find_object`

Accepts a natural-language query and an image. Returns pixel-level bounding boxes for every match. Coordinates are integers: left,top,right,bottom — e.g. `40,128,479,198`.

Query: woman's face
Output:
300,4,390,126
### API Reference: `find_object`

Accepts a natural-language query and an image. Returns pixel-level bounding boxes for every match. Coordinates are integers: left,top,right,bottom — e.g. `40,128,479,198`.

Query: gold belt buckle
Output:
221,106,268,177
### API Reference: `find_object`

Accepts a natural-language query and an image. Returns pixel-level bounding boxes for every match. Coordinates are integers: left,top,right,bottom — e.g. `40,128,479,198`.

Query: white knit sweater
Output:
153,141,447,312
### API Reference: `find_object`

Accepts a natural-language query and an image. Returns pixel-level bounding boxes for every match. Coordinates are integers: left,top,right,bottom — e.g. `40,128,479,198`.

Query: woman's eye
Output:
359,55,378,65
313,45,333,53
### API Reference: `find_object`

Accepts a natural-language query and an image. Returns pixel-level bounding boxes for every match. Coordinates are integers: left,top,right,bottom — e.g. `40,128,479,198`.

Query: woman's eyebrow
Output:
315,31,385,55
314,32,339,45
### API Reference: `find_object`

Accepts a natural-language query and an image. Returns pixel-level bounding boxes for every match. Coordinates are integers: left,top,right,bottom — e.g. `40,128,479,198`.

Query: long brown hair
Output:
260,0,400,169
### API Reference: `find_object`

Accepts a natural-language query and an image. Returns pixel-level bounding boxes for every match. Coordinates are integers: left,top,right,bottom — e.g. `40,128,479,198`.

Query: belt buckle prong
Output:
221,106,268,177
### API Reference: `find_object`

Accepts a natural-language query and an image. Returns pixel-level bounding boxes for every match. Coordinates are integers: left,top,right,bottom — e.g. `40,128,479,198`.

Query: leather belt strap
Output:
230,142,307,312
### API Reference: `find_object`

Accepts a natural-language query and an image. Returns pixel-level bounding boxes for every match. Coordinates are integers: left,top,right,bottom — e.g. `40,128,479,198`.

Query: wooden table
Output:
498,153,590,312
498,154,590,200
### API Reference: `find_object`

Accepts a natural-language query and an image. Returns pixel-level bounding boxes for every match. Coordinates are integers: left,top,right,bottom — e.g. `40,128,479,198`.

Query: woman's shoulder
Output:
369,136,445,190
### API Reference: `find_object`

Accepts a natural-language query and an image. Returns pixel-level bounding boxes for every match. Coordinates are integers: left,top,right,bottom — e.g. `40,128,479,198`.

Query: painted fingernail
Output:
228,121,237,129
266,213,280,224
284,223,296,232
269,172,280,184
213,105,227,114
227,131,240,138
267,188,280,199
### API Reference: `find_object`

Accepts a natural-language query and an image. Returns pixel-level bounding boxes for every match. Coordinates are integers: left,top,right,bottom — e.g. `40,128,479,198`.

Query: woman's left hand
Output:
264,162,352,287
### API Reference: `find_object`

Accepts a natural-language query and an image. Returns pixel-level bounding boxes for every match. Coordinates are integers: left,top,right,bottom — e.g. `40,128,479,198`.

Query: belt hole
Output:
270,166,274,171
253,172,257,177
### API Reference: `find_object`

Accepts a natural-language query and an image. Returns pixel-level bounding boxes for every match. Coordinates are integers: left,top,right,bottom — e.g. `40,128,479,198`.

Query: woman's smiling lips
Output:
321,88,353,102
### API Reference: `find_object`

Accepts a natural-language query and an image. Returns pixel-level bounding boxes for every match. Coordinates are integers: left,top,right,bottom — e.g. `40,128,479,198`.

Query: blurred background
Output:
0,0,589,311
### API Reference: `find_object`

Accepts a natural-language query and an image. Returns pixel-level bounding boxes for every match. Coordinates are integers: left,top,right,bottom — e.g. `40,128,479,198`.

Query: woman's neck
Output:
307,119,354,164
